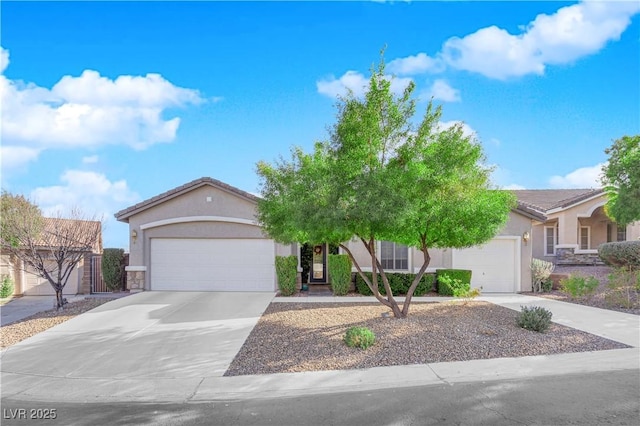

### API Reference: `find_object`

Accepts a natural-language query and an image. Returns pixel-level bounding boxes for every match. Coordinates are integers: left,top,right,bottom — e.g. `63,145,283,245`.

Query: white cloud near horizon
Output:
438,120,477,139
549,163,605,188
441,1,640,79
387,53,444,75
0,46,205,170
423,79,461,102
82,155,99,164
316,71,413,99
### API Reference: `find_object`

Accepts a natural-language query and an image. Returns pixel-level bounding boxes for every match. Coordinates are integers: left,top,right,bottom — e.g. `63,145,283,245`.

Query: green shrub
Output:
344,326,376,350
0,275,14,298
560,274,599,298
275,255,298,296
436,269,472,296
541,278,554,293
530,258,554,293
605,268,640,309
328,254,352,296
598,241,640,269
354,272,435,296
516,305,553,332
102,248,125,292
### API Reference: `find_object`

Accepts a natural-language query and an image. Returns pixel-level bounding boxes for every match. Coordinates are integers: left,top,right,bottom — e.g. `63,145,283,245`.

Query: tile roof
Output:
114,177,259,222
35,218,102,253
511,188,605,213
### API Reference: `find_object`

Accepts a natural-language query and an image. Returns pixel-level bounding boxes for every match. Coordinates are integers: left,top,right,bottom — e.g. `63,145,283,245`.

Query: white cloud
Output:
438,120,477,139
0,47,206,171
0,46,9,74
317,71,413,99
82,155,99,164
423,79,460,102
441,1,640,79
503,183,526,190
387,53,444,75
549,163,605,188
0,146,42,170
31,171,140,248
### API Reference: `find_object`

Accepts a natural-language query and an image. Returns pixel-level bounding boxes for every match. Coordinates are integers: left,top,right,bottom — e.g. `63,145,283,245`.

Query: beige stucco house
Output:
0,218,102,296
513,189,640,265
115,178,638,294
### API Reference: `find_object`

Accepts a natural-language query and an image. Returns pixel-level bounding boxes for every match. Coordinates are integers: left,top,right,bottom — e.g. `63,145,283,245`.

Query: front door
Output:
309,244,327,283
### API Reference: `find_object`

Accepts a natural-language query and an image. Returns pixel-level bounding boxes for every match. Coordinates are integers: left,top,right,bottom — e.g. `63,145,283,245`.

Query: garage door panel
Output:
151,238,276,291
453,239,518,293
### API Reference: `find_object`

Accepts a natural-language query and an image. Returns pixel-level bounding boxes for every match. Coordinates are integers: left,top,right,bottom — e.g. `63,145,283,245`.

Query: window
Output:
544,226,557,256
579,226,590,250
607,223,612,243
380,242,408,270
617,226,627,242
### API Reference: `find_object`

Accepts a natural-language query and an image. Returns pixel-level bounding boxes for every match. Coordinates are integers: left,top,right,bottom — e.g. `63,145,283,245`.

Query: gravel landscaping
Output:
0,297,118,349
225,301,629,376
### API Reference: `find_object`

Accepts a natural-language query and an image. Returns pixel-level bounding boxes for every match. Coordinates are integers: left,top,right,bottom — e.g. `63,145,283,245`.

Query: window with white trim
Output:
579,226,590,250
380,241,408,270
617,225,627,242
544,226,557,256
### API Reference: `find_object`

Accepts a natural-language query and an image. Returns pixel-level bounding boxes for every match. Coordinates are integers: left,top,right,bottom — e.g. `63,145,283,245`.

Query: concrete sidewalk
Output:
1,295,88,326
1,293,638,403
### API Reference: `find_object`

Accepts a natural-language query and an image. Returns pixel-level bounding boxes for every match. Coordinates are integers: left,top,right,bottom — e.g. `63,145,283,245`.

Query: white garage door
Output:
452,238,519,293
150,238,276,291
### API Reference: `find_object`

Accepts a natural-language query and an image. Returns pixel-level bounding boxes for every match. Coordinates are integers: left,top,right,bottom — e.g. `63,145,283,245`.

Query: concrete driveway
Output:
1,291,275,401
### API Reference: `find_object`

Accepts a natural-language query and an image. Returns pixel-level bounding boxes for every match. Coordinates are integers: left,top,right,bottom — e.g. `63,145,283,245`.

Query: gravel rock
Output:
0,298,117,349
225,301,629,376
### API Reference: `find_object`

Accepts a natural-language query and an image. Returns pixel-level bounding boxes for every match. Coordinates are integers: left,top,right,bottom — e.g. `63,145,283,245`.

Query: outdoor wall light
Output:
131,230,138,242
523,231,530,245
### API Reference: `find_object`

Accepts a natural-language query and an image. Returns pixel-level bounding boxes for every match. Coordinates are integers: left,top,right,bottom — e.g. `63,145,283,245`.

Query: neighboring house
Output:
0,218,102,296
513,188,640,266
114,177,296,292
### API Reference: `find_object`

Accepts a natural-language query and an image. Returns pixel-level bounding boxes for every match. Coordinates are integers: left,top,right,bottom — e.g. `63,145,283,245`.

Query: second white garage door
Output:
452,238,519,293
150,238,276,291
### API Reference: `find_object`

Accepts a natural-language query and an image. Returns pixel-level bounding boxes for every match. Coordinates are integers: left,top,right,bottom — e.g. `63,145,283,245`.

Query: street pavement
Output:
0,292,638,406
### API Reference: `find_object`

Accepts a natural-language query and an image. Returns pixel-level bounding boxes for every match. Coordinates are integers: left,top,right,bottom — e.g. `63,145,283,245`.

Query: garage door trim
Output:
141,215,260,230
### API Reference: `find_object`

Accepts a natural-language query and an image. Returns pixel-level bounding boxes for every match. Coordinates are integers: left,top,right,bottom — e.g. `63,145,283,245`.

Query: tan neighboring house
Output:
114,177,296,292
513,188,640,265
0,218,102,296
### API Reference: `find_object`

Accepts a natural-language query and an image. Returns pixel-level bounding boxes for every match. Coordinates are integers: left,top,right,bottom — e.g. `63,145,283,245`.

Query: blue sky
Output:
1,1,639,249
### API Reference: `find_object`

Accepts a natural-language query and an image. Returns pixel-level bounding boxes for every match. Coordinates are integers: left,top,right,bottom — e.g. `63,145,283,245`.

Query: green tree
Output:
256,54,514,317
602,135,640,225
0,191,102,309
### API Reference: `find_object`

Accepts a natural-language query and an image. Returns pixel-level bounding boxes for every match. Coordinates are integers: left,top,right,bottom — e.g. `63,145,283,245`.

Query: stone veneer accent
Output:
556,247,605,265
127,270,146,292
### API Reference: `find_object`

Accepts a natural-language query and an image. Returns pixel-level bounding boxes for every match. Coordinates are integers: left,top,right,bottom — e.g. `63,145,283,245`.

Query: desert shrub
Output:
328,254,352,296
541,278,554,293
516,305,553,332
354,272,435,296
275,255,298,296
560,274,599,298
605,268,640,309
0,275,14,298
458,286,482,303
436,269,472,296
598,241,640,269
102,248,125,292
530,258,554,293
344,326,375,350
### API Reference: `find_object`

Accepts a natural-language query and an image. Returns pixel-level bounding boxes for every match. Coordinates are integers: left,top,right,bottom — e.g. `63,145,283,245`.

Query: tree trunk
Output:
55,289,65,310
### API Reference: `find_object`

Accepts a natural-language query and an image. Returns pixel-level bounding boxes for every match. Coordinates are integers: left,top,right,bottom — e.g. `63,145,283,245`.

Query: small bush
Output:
275,255,298,296
560,274,599,298
516,306,553,332
0,275,15,298
102,248,125,292
605,268,640,309
344,326,376,350
436,269,472,296
598,241,640,269
541,278,554,293
328,254,352,296
354,272,435,296
530,258,554,293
